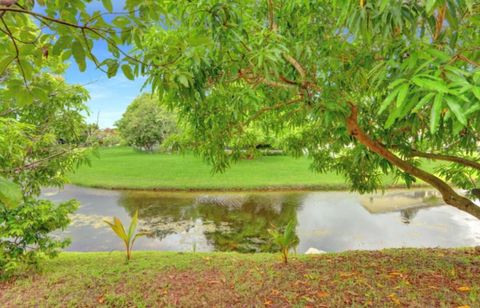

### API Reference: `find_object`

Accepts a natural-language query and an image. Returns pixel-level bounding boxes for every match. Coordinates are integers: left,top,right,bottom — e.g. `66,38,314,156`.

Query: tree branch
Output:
346,102,480,219
0,7,106,30
0,0,17,17
457,54,479,68
238,68,297,89
407,149,480,171
81,28,108,74
283,54,306,80
434,5,446,41
246,96,303,125
13,146,87,173
266,0,277,31
0,16,28,87
0,7,155,70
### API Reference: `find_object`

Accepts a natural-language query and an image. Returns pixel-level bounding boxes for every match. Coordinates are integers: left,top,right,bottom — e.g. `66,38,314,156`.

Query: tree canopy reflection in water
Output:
118,191,302,252
42,186,480,252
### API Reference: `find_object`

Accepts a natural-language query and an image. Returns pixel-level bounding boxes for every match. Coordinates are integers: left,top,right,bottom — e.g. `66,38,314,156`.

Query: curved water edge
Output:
42,185,480,253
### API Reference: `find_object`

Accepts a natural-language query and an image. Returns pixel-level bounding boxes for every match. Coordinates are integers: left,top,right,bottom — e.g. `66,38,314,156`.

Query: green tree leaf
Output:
121,64,134,80
412,93,435,113
412,77,450,93
72,42,86,72
378,88,400,114
444,96,467,125
0,56,15,74
107,61,119,78
430,93,443,134
102,0,113,12
426,0,437,14
396,84,409,107
0,176,22,209
178,75,189,88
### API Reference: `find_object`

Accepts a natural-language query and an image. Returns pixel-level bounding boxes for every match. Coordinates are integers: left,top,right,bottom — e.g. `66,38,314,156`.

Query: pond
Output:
42,185,480,253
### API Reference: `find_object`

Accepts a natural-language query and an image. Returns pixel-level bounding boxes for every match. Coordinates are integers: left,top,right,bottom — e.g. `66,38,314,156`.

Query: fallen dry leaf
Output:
457,286,471,292
317,291,329,297
339,272,355,278
388,293,401,305
270,289,280,296
97,296,104,304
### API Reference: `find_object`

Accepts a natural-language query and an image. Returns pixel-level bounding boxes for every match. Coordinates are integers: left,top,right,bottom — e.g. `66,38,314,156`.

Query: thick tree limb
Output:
346,102,480,219
408,150,480,171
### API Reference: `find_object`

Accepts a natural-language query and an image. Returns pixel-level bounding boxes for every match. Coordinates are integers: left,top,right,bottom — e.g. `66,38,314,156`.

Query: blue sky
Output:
36,0,145,128
64,0,145,128
65,60,146,128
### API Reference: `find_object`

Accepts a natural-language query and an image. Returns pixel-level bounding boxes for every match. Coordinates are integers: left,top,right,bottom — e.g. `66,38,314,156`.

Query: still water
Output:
42,185,480,253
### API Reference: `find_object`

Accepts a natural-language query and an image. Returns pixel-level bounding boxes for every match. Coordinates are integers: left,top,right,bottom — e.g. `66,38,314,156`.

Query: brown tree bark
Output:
346,103,480,220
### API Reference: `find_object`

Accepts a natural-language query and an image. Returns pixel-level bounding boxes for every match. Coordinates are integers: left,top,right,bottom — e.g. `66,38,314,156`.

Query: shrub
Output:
0,198,78,278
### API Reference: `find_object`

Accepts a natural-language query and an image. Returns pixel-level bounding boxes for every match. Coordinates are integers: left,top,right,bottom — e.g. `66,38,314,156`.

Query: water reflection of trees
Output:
118,192,199,240
118,191,302,252
196,194,301,252
400,208,419,224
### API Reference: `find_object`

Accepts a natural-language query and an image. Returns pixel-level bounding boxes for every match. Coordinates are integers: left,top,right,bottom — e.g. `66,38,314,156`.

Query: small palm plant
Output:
268,219,299,264
104,210,148,261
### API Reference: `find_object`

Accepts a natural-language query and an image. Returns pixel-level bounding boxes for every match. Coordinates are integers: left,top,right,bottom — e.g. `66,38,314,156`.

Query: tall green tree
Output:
0,0,148,276
137,0,480,219
116,93,177,151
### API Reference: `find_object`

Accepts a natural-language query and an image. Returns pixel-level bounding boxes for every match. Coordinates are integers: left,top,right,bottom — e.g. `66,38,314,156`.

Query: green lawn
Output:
1,249,478,306
69,147,433,190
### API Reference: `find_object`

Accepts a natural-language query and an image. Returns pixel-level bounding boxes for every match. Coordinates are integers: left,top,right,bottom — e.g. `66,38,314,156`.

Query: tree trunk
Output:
282,248,288,264
346,103,480,220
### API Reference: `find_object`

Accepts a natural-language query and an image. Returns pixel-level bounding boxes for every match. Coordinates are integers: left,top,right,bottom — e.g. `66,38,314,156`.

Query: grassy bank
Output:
1,248,478,306
69,147,433,190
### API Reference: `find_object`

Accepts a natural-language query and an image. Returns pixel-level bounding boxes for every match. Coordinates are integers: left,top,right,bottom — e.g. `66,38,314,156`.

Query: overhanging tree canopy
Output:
138,0,480,218
1,0,479,219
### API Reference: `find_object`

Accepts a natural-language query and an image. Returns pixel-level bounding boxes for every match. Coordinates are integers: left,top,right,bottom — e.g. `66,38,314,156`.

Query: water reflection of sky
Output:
296,193,480,252
42,185,480,253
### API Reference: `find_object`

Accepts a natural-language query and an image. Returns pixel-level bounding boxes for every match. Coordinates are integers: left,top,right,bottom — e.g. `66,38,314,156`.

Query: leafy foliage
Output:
0,176,22,209
133,0,479,212
1,1,479,216
0,61,90,277
0,198,78,278
116,93,177,151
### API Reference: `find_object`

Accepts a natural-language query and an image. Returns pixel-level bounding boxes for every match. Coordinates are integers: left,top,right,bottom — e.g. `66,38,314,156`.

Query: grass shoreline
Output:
69,147,435,192
1,248,479,306
70,181,431,192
